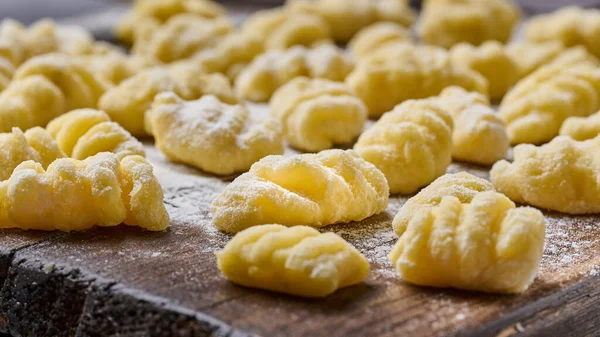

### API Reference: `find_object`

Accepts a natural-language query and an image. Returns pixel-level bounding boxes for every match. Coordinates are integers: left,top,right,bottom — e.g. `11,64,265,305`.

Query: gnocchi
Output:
506,41,565,79
348,22,412,60
389,191,545,293
217,224,370,297
560,110,600,141
211,149,389,233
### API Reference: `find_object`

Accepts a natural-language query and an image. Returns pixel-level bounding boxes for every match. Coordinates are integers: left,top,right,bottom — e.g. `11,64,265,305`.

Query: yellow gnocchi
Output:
491,136,600,214
270,77,367,152
449,41,519,100
499,47,600,145
560,111,600,141
506,41,565,79
217,224,370,297
0,53,108,133
0,153,169,231
435,87,509,165
235,44,353,102
525,6,600,59
46,109,144,160
0,127,64,181
346,44,487,118
98,63,237,136
354,99,453,195
349,22,412,60
419,0,520,48
389,191,546,293
146,92,284,175
211,149,389,233
392,172,494,236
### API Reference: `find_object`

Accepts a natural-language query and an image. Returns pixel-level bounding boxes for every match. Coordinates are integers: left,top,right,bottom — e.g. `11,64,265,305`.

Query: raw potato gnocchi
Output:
270,77,367,152
235,44,353,102
499,47,600,145
435,87,509,165
46,109,145,160
0,153,169,231
449,41,519,100
346,44,487,118
525,7,600,59
0,127,64,181
287,0,415,43
146,92,284,175
392,172,494,236
211,149,389,233
506,41,565,79
241,8,331,50
389,191,545,293
217,224,370,297
560,111,600,141
354,99,453,195
419,0,520,48
349,22,412,60
98,63,238,136
491,136,600,214
0,53,108,133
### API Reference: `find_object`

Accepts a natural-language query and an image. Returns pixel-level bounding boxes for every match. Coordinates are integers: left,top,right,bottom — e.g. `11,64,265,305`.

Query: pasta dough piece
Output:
560,111,600,141
354,99,453,194
491,136,600,214
349,22,412,60
0,127,64,181
217,224,369,297
525,7,600,59
235,44,353,102
434,87,509,165
0,53,109,133
46,109,144,160
419,0,520,48
147,93,283,175
0,153,169,231
114,0,226,45
287,0,415,43
211,149,389,233
242,8,331,50
449,41,519,100
507,41,565,79
132,14,232,63
270,77,367,152
389,191,545,293
98,63,237,136
346,44,487,118
392,172,494,236
499,47,600,145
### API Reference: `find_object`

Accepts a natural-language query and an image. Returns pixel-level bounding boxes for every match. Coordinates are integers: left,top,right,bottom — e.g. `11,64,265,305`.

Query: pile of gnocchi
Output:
1,0,599,298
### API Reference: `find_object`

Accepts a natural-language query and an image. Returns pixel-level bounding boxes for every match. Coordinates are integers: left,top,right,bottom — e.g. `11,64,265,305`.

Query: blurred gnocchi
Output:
349,22,412,60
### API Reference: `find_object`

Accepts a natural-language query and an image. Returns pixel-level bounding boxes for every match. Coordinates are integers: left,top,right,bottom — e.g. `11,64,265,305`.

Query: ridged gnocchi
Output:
0,127,64,181
211,149,389,233
146,92,283,175
392,172,494,236
235,44,353,102
435,87,509,165
389,191,545,293
525,6,600,59
46,109,144,160
346,44,488,118
98,63,238,136
506,41,565,79
270,77,367,152
499,47,600,145
491,136,600,214
449,41,519,100
287,0,415,43
0,153,169,231
419,0,520,48
0,53,108,133
354,99,453,194
348,22,412,60
242,8,331,50
560,111,600,141
217,224,370,297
